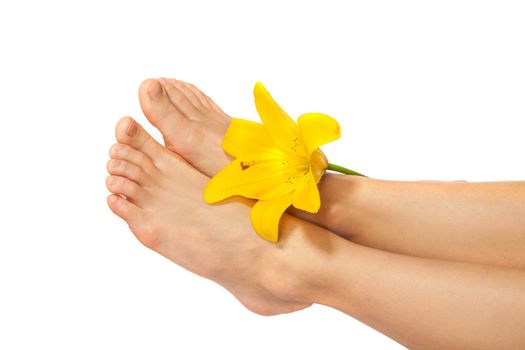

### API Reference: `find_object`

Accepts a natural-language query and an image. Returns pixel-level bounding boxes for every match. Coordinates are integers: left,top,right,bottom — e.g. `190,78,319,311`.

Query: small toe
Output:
106,175,147,206
162,78,202,117
109,143,156,174
114,117,165,161
107,158,149,185
170,78,203,109
107,194,144,224
107,194,157,247
184,82,214,108
184,82,227,116
183,82,211,108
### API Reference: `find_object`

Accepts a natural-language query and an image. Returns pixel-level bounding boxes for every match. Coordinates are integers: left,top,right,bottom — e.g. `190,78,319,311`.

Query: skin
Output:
106,118,312,316
105,78,525,349
138,78,525,269
294,175,525,268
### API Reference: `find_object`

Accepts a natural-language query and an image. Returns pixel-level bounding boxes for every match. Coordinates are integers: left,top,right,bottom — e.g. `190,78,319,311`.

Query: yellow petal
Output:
297,113,341,156
222,118,275,158
250,195,294,242
253,82,307,157
204,149,308,203
292,171,321,213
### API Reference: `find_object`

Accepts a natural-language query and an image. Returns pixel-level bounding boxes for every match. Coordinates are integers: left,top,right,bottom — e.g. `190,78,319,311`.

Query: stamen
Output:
240,162,251,171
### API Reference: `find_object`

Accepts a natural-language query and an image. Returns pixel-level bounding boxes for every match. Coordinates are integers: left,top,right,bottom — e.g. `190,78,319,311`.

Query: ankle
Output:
288,174,370,236
256,215,338,304
327,174,374,236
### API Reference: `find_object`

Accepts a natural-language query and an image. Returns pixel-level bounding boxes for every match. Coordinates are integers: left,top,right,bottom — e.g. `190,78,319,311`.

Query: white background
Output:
1,1,524,349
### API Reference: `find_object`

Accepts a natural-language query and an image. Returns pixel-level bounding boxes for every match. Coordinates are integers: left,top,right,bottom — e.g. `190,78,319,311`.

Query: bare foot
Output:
106,116,311,316
138,78,349,234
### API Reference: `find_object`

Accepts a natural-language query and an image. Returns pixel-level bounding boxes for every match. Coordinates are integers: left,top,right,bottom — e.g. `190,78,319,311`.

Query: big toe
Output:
115,117,166,163
139,78,191,150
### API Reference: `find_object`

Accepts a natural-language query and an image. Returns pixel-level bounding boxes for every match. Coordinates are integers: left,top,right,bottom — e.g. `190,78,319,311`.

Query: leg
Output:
137,78,525,268
297,233,525,350
106,118,525,349
293,174,525,268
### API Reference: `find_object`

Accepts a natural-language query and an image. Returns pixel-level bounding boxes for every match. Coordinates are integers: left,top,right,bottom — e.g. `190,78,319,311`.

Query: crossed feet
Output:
106,78,314,316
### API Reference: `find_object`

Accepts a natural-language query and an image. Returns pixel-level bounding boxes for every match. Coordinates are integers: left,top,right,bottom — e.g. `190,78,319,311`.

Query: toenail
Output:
126,120,138,137
147,80,163,99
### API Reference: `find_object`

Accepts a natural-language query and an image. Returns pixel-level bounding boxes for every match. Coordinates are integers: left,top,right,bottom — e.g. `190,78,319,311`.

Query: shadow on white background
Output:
1,1,523,349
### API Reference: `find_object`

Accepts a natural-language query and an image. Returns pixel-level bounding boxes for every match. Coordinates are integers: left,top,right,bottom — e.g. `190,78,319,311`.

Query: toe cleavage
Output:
106,159,147,185
106,175,147,205
115,118,164,156
114,117,170,168
109,143,156,175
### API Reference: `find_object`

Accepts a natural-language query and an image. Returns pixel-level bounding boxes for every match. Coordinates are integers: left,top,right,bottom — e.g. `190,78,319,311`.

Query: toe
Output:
183,82,224,113
107,158,149,185
184,81,228,117
109,143,157,175
107,194,158,248
168,78,203,110
183,82,211,108
139,78,181,120
162,78,203,118
106,175,148,206
114,117,166,162
138,79,193,149
107,194,144,223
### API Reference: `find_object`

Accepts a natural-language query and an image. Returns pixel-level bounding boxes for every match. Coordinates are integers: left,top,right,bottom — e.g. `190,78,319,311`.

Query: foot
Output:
106,117,311,316
138,78,348,235
139,78,232,177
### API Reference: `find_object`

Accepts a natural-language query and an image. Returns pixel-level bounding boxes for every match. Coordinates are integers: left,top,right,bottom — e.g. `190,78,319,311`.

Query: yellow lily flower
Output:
204,82,342,242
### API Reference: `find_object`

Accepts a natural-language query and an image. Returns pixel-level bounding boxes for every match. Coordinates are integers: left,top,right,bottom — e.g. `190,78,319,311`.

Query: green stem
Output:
327,163,366,177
